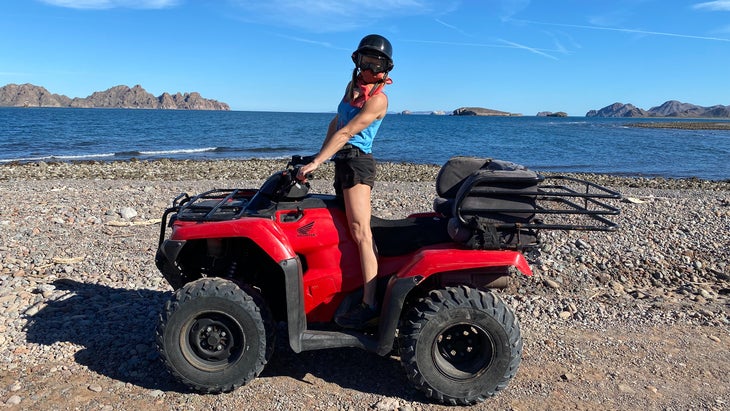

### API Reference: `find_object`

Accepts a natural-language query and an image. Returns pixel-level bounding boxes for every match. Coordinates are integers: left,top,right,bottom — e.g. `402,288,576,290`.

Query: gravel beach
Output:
1,159,728,410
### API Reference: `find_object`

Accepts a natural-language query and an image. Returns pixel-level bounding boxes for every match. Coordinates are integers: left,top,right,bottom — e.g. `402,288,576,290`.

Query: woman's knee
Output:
349,221,372,244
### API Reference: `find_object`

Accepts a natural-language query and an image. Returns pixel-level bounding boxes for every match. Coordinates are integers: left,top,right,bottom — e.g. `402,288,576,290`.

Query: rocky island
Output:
586,100,730,130
537,111,568,117
586,100,730,118
452,106,521,116
0,83,230,110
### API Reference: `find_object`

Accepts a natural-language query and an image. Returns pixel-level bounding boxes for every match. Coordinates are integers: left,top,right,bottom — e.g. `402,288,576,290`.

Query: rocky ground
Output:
0,160,728,410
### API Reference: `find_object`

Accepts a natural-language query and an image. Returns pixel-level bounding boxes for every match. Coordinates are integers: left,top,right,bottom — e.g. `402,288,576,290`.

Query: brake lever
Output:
300,155,316,164
289,154,317,168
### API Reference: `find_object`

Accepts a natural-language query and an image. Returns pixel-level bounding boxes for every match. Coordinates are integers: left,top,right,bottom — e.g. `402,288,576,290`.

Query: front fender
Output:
170,217,296,262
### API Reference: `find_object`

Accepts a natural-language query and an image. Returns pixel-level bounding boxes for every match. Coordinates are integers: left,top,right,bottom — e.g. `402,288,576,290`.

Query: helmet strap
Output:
368,72,389,97
347,69,391,108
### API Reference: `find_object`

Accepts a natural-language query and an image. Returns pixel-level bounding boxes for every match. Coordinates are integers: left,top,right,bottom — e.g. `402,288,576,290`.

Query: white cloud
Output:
514,19,730,43
229,0,436,32
498,39,558,60
693,1,730,11
497,0,531,21
39,0,180,9
403,39,563,59
435,18,472,37
272,33,349,51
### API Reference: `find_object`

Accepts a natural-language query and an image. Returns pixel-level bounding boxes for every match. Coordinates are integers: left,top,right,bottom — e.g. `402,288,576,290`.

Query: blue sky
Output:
2,0,730,115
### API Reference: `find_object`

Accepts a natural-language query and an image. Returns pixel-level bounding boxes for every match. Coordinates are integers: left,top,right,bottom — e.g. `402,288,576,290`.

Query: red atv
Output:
154,155,620,405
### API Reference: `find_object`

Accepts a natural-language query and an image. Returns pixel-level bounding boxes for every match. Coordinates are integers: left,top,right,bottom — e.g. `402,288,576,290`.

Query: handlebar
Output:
290,155,316,182
289,155,316,167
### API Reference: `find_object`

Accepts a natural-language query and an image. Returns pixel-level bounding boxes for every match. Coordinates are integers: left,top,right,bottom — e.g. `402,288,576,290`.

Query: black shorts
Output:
333,153,376,198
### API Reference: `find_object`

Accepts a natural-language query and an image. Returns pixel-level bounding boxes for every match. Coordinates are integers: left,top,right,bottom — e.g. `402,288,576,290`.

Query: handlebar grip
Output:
292,164,313,182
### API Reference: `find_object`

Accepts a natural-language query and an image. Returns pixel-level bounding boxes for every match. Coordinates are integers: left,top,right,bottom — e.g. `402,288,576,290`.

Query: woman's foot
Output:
335,302,378,329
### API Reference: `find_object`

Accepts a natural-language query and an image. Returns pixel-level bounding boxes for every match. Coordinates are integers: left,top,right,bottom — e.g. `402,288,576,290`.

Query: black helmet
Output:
352,34,394,71
355,34,393,60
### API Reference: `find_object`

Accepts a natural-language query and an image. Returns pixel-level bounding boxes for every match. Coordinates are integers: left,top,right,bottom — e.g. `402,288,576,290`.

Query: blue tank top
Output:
336,98,383,154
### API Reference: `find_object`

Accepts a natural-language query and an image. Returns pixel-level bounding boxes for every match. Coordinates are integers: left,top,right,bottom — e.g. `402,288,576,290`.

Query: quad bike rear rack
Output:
454,175,622,232
533,176,622,231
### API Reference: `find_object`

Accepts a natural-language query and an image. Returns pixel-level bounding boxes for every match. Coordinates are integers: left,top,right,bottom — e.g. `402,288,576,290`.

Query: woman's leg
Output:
342,183,378,307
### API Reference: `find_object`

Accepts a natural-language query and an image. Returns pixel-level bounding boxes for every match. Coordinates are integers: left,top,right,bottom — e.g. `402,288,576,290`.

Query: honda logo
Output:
296,221,315,237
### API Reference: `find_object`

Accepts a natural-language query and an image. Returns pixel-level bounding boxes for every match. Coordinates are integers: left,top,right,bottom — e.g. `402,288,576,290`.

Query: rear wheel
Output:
399,286,522,405
156,278,275,393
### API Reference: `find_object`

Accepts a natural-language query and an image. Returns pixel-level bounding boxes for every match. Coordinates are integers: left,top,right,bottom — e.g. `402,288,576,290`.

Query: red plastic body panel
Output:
171,217,296,263
169,204,532,323
274,207,362,320
388,244,533,279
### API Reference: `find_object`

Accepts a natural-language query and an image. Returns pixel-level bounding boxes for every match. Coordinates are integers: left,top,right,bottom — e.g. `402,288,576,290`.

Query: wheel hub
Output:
188,316,243,364
202,324,227,351
434,323,494,380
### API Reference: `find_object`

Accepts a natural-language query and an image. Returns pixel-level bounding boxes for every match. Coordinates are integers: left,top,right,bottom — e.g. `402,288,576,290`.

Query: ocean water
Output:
1,107,728,180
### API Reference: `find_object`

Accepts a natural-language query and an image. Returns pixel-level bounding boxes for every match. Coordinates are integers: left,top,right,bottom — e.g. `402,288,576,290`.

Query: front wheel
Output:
399,286,522,405
156,278,275,393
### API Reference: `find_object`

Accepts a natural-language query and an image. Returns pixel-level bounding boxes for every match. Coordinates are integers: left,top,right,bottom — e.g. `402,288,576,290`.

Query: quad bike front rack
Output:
158,188,255,246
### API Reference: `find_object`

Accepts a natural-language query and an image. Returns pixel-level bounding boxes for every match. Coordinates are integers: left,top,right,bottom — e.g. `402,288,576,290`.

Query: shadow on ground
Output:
24,279,424,401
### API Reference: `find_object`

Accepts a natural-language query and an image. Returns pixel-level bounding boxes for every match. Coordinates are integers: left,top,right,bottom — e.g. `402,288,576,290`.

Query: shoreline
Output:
1,158,728,190
626,121,730,130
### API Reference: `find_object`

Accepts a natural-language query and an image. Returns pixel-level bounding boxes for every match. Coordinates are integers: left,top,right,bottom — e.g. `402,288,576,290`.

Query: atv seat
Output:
371,215,452,257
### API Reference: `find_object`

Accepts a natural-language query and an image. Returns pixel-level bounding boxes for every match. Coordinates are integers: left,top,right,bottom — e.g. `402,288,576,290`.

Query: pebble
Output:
618,384,636,393
373,397,400,410
544,279,561,289
5,395,21,405
119,207,138,220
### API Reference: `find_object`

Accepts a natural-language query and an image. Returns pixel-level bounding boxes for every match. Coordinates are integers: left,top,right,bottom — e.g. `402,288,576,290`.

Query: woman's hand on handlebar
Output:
296,161,318,182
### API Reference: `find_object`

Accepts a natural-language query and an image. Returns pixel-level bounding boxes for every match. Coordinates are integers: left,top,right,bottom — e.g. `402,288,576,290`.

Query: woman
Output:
297,34,393,329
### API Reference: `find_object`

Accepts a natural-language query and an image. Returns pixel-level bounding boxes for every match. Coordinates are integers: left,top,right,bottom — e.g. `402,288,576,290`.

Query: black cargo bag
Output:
434,156,543,249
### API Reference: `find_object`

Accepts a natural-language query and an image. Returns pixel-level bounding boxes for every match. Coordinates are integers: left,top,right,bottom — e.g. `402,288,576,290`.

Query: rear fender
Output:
374,245,531,355
395,245,533,279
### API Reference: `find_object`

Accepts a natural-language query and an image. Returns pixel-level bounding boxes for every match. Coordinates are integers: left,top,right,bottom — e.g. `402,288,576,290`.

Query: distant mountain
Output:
453,107,521,116
586,103,648,118
0,83,230,110
586,100,730,118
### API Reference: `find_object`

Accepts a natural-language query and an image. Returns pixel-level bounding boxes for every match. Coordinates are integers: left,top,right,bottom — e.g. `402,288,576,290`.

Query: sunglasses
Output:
356,53,389,74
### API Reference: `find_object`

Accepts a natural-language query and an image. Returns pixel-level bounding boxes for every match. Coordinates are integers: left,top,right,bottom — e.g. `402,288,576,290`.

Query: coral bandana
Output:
350,74,393,108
